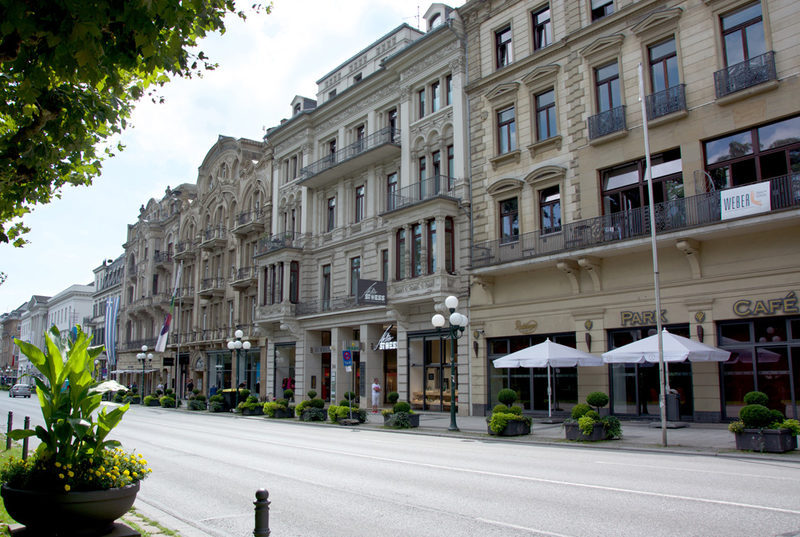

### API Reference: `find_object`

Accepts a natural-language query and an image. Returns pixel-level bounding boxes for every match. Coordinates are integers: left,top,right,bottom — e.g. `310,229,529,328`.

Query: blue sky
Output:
0,1,462,313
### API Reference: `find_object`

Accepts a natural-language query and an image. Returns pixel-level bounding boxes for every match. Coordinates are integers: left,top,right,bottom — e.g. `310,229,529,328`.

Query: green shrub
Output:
246,395,259,404
187,399,206,411
276,398,289,407
586,391,609,410
571,403,591,420
492,404,509,414
209,393,224,403
283,389,294,400
263,402,287,417
779,419,800,435
143,395,158,406
393,401,411,413
299,407,327,422
769,409,785,425
585,410,600,421
508,405,523,416
739,404,773,428
295,400,309,416
238,388,250,400
208,401,224,412
309,398,325,409
497,388,517,406
489,412,531,434
190,394,206,402
391,411,412,429
307,390,317,399
728,420,745,434
113,391,126,403
160,396,178,408
601,416,622,439
328,405,365,422
578,415,596,436
743,391,768,406
387,391,400,404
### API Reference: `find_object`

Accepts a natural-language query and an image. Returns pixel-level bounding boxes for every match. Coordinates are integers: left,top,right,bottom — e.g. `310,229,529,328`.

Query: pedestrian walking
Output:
371,378,381,413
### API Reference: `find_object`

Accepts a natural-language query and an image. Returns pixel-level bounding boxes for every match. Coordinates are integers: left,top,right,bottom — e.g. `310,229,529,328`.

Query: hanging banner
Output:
720,182,771,220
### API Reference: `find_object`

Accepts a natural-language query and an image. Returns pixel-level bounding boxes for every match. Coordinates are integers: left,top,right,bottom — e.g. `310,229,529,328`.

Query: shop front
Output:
408,330,459,412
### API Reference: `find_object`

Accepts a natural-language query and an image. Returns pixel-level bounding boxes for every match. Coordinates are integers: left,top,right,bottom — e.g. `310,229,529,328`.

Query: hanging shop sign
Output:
357,279,387,305
733,291,799,317
720,182,771,220
620,309,668,326
374,325,397,350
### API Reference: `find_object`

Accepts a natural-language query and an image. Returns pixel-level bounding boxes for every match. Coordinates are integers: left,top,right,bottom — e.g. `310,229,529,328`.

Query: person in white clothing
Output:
371,378,381,413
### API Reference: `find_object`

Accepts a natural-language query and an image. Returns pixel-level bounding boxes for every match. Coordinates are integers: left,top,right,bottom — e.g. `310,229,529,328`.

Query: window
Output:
721,2,765,67
595,62,621,112
540,186,561,234
496,26,513,68
381,250,389,282
500,198,519,244
497,106,517,154
327,197,336,232
277,261,284,303
431,81,440,113
294,103,301,115
396,229,406,280
446,75,453,105
445,217,454,274
602,148,684,215
353,73,362,84
152,274,158,295
289,261,299,304
290,156,298,179
269,265,276,305
411,223,423,278
427,219,437,274
328,89,337,99
355,185,365,223
419,156,427,182
350,257,360,296
649,38,679,93
447,145,455,189
532,5,552,51
418,89,426,119
591,0,614,21
535,89,557,140
322,265,331,311
388,108,398,134
386,173,398,211
432,151,441,178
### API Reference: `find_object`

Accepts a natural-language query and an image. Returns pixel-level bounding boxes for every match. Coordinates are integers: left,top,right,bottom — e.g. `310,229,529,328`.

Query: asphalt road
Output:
2,397,800,537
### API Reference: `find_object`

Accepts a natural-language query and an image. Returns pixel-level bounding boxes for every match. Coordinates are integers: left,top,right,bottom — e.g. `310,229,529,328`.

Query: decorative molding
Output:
489,149,521,170
522,64,560,90
676,239,701,279
556,259,580,294
486,177,524,197
399,40,460,80
526,135,563,158
578,256,602,292
471,276,495,305
515,320,538,334
524,164,566,186
631,7,683,38
579,34,625,62
485,82,520,103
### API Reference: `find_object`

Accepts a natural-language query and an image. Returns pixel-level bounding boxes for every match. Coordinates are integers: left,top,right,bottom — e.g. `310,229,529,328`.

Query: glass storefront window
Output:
274,344,296,399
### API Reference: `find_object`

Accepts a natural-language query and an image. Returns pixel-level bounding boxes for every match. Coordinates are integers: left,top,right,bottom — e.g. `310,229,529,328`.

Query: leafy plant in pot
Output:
1,326,151,536
295,390,325,421
487,389,531,436
382,400,419,428
728,391,799,453
328,392,366,424
563,392,621,441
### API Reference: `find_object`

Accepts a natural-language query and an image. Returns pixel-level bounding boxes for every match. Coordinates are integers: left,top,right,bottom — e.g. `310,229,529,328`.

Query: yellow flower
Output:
68,471,74,477
66,464,72,469
58,473,64,479
123,470,130,476
132,472,138,478
55,462,62,468
64,484,70,492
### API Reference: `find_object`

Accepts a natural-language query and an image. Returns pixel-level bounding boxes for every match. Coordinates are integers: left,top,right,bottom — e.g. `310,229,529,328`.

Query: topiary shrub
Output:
160,396,178,408
585,410,600,421
492,404,509,414
586,391,609,411
187,399,206,411
497,388,517,406
283,389,294,400
263,401,288,417
571,403,591,420
393,401,411,413
143,395,159,406
743,391,768,406
209,393,224,403
309,398,325,409
387,391,400,405
307,390,317,399
508,405,523,416
739,404,773,428
299,407,327,422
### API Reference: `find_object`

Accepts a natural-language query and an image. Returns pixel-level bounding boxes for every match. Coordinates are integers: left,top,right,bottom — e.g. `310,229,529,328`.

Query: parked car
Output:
9,384,31,398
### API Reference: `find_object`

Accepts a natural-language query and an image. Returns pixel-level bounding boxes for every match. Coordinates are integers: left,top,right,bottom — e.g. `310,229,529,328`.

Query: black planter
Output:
734,429,798,453
564,421,606,442
241,407,263,416
488,419,532,436
383,413,420,428
2,482,139,537
268,408,295,419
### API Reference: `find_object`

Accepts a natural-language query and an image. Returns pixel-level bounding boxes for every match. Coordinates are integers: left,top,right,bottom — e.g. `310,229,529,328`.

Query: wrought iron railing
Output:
588,105,626,139
235,266,256,281
153,251,172,265
255,231,303,256
235,208,264,228
123,338,158,351
385,174,458,212
202,226,226,242
714,51,776,98
296,295,359,315
646,84,686,120
199,277,226,292
175,241,195,256
472,173,800,268
300,127,400,180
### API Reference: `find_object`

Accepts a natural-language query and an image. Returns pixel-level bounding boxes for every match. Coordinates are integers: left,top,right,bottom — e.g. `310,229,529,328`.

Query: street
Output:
2,397,800,537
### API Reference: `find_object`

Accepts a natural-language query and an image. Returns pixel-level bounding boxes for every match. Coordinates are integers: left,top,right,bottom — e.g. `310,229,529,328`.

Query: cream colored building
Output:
461,0,799,420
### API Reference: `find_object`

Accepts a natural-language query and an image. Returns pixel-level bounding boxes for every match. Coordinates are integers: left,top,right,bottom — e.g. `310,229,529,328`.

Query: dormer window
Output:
294,103,301,115
353,73,362,84
429,13,442,30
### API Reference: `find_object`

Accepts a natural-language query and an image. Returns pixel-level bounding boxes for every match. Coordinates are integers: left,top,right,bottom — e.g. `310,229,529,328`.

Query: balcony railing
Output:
300,127,400,180
385,174,458,212
472,173,799,269
153,251,172,265
646,84,686,120
202,226,226,242
714,51,776,99
255,231,303,256
588,105,626,140
296,295,359,316
123,338,157,351
174,241,196,258
199,277,226,295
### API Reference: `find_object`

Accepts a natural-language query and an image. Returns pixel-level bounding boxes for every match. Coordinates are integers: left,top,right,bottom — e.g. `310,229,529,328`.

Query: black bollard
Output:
22,416,30,460
253,489,270,537
5,411,12,450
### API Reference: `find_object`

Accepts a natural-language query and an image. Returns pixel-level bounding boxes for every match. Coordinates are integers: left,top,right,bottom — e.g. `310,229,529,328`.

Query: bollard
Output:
253,489,270,537
22,416,30,460
6,411,12,450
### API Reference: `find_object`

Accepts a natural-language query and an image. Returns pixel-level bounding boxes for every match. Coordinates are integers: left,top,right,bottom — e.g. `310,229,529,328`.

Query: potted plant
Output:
237,395,264,416
487,389,531,436
208,393,226,412
158,388,179,408
142,394,160,407
728,391,799,453
382,401,420,428
0,326,151,536
563,392,621,441
328,392,366,424
187,391,207,411
294,390,325,421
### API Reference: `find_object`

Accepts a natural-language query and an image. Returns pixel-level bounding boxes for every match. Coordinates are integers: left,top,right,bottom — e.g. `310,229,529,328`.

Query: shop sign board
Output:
620,309,668,326
375,325,397,350
733,291,799,317
720,182,771,220
357,279,387,305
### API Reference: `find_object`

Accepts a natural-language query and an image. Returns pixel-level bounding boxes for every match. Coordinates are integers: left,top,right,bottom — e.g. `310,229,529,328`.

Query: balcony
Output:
646,84,686,121
174,241,196,260
714,51,777,99
296,295,360,316
231,266,257,289
233,209,266,236
256,302,297,324
384,175,459,213
123,338,157,351
255,231,304,257
300,127,400,187
200,226,227,250
588,105,626,140
388,273,462,306
153,251,172,268
198,277,226,297
472,173,800,269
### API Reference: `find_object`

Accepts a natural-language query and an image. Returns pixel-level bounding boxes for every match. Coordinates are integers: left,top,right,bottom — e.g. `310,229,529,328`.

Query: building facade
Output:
18,295,50,385
0,305,24,384
86,255,125,380
461,0,799,420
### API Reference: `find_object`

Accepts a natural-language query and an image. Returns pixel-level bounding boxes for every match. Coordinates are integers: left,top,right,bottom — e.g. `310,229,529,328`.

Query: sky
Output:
0,0,464,314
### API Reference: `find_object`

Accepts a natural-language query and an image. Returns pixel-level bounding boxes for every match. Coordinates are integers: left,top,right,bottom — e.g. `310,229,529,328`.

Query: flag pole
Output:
639,63,667,447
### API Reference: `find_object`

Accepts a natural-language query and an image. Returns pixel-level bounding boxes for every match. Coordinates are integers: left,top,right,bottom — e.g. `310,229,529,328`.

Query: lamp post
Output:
431,295,468,432
136,345,153,397
227,329,251,410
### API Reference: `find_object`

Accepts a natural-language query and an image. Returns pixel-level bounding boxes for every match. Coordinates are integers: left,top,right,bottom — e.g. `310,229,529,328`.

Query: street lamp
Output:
227,329,251,410
136,345,153,397
431,295,468,432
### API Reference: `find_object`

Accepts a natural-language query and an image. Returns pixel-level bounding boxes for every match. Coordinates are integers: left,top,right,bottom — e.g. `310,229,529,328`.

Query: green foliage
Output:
743,391,769,406
208,394,224,403
508,405,523,416
571,403,591,420
0,1,270,246
492,404,509,414
307,390,317,399
208,401,225,412
586,392,609,410
601,416,622,439
387,391,400,404
391,412,412,429
113,391,126,403
299,407,326,422
143,395,159,406
769,409,785,425
728,420,745,434
328,405,366,423
393,401,411,413
779,419,800,435
739,404,773,428
578,415,596,436
585,410,600,421
238,388,251,400
263,401,288,417
283,389,294,400
159,396,178,408
497,388,517,406
189,393,206,402
489,412,531,434
236,397,261,412
187,399,206,411
309,398,325,409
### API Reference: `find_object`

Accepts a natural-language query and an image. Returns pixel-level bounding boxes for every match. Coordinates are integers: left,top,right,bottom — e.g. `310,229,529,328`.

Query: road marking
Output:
477,518,576,537
594,460,798,481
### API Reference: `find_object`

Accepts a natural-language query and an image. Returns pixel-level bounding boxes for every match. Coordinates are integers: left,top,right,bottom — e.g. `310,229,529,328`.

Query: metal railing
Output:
714,51,776,98
296,295,359,315
255,231,303,256
153,251,172,265
123,338,158,351
235,208,264,228
235,266,256,281
646,84,686,120
300,127,400,179
472,173,800,268
199,277,226,292
386,174,458,212
588,105,626,140
175,241,195,256
202,226,226,242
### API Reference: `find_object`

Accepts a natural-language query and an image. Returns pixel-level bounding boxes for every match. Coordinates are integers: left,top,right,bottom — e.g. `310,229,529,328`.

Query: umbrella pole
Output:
547,364,552,418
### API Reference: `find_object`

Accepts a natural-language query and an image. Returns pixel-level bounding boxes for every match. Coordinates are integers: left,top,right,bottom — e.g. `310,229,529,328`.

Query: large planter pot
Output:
383,413,420,428
488,419,532,437
564,421,606,442
241,407,264,416
1,482,139,537
734,429,798,453
268,408,295,419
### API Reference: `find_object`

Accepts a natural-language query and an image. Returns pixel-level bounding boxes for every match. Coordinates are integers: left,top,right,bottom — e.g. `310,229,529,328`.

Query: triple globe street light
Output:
227,329,251,409
136,345,153,397
431,295,468,432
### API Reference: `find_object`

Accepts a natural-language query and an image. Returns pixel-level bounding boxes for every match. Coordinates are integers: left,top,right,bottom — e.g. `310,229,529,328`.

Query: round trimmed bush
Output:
283,389,294,400
585,410,600,421
571,403,591,420
393,401,411,413
586,391,609,410
307,390,317,399
497,388,517,406
310,398,325,408
492,404,509,414
769,409,784,424
387,391,400,404
160,396,178,407
508,405,523,416
739,404,773,428
743,391,768,406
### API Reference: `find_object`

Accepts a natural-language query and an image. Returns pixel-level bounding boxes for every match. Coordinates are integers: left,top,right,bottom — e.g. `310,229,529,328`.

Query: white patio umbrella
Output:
492,339,603,418
602,329,731,364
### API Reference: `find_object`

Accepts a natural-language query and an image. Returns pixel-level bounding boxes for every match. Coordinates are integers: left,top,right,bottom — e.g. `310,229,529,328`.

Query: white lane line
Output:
594,460,798,481
477,517,577,537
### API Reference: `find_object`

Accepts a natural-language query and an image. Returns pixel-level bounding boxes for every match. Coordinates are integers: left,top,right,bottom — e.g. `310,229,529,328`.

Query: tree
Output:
0,0,269,246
